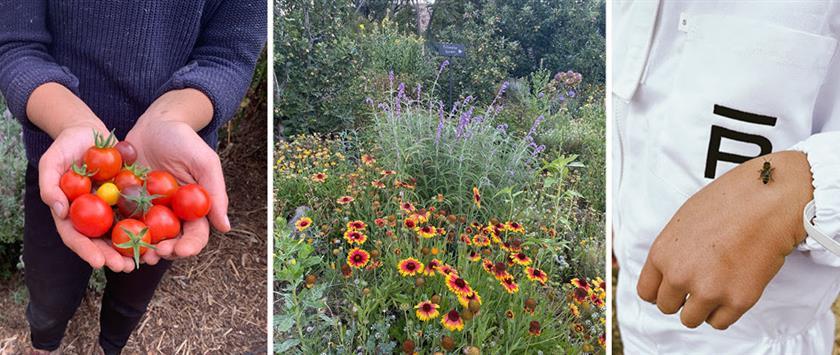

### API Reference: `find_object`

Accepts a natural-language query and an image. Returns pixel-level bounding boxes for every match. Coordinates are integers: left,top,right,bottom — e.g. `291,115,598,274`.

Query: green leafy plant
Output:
0,98,25,278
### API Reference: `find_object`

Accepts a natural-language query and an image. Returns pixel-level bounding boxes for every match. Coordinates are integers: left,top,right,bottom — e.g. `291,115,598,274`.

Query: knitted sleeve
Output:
0,1,80,125
157,0,267,137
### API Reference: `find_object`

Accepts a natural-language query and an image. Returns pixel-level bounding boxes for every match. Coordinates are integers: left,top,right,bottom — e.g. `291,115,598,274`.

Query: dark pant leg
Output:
23,165,93,351
98,257,171,354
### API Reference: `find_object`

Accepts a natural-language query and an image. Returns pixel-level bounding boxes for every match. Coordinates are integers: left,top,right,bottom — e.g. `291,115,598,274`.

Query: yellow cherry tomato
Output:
96,182,120,206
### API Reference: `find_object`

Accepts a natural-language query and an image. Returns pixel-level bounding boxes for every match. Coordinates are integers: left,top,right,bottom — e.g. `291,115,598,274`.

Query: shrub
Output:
275,2,437,136
429,0,605,86
365,79,555,222
275,0,362,135
0,97,26,278
427,1,518,103
540,93,606,212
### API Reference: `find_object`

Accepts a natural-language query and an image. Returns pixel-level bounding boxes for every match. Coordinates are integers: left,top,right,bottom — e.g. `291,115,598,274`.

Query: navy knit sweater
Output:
0,1,266,165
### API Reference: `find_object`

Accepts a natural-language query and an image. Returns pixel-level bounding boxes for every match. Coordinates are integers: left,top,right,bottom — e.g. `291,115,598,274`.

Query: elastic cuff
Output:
791,133,840,266
2,64,79,127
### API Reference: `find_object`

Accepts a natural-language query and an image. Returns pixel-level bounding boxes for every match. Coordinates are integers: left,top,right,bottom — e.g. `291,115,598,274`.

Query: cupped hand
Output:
38,121,136,273
124,117,230,265
637,151,814,330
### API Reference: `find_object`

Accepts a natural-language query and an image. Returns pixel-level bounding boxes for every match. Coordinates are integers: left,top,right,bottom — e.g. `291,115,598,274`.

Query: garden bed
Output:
275,71,606,354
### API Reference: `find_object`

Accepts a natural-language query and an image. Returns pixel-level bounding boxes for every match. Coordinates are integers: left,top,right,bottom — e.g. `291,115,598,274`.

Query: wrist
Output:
137,89,213,132
58,115,108,136
27,82,106,138
772,151,814,245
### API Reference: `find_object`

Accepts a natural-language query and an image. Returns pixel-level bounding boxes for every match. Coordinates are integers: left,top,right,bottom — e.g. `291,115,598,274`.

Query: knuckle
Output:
637,287,655,303
664,275,688,290
707,318,730,330
691,287,722,305
680,315,702,329
657,301,680,315
728,298,756,314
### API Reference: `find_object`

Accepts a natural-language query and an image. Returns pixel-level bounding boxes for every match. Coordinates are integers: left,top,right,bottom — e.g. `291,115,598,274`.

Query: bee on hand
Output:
759,159,774,184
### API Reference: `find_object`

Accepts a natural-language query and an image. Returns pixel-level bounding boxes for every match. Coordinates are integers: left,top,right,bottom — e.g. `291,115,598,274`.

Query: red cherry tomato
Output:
114,141,137,166
111,219,153,268
84,131,122,181
171,184,211,221
69,193,114,238
117,185,156,219
143,205,181,243
59,164,92,202
146,171,179,205
113,168,143,191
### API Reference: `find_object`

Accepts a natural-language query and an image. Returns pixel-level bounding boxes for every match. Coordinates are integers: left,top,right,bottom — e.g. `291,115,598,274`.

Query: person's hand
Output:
38,121,137,273
637,151,814,330
124,114,230,265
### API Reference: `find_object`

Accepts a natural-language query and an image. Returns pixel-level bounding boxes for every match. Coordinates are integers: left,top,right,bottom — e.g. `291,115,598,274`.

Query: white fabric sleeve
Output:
791,133,840,266
789,10,840,266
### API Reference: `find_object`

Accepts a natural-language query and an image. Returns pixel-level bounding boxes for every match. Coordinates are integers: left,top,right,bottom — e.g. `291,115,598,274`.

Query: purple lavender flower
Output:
567,89,576,98
462,95,473,107
448,101,460,120
377,102,389,112
496,123,509,134
456,106,474,138
439,60,450,74
365,97,374,106
395,82,405,117
525,115,545,142
538,92,545,98
436,101,445,145
415,84,422,101
486,81,509,116
389,70,394,91
532,144,546,156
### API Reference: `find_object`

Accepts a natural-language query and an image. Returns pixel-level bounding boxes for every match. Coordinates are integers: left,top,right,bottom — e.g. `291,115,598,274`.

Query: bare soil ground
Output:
0,71,268,354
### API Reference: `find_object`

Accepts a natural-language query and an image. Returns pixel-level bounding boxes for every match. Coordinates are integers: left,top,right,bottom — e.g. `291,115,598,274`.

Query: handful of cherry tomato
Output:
59,130,212,268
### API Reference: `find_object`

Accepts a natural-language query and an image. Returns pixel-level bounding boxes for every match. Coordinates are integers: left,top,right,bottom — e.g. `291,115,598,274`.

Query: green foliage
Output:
430,0,605,85
0,97,25,278
275,0,361,135
428,1,519,102
539,91,605,212
497,0,605,83
275,1,436,136
276,0,605,135
274,218,340,354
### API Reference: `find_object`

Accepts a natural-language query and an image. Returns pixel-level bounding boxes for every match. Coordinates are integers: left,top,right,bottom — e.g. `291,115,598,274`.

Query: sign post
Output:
433,42,466,106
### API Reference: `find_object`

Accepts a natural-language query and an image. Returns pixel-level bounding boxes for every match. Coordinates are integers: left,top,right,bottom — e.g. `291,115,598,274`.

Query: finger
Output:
679,294,717,328
191,149,230,232
92,239,129,273
39,148,71,219
656,281,688,314
637,259,663,303
142,249,161,266
174,218,210,258
154,239,178,259
706,306,743,330
53,215,105,269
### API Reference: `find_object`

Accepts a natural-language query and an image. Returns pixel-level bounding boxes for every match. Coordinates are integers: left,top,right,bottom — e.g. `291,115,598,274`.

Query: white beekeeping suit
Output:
613,1,840,353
